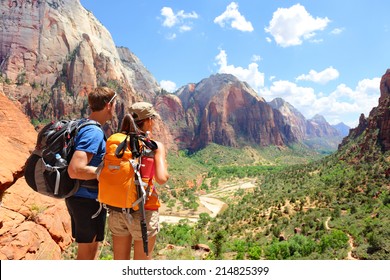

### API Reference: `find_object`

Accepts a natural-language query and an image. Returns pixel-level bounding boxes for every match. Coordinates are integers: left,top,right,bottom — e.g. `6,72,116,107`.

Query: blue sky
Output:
80,0,390,127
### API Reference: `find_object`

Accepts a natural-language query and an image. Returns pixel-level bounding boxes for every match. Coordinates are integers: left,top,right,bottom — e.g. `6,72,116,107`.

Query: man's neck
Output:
88,111,107,126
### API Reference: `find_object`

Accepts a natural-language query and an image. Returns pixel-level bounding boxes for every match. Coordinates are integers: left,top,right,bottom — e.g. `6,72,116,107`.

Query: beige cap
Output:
129,102,160,121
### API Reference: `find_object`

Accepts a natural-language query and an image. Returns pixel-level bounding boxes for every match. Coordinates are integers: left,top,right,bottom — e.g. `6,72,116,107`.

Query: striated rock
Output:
0,0,123,88
0,219,61,260
269,98,342,141
340,69,390,152
269,98,308,141
0,89,72,260
378,69,390,151
173,74,294,151
0,91,36,192
0,0,162,129
117,47,161,102
0,177,72,260
307,114,339,138
155,94,185,150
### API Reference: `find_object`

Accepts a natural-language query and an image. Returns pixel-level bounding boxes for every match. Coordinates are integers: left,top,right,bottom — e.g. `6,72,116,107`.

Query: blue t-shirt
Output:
73,120,106,199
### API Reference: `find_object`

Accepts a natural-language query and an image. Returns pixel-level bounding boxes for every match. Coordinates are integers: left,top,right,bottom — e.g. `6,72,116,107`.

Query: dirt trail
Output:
159,179,256,224
325,216,357,260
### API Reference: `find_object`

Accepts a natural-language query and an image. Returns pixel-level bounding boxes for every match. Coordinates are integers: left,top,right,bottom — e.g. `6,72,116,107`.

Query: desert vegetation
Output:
63,138,389,260
153,140,389,260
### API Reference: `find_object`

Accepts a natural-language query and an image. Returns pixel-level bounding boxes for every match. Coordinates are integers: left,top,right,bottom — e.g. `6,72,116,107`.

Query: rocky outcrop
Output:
0,91,36,192
268,98,308,141
340,69,390,153
172,74,295,151
117,47,161,102
377,69,390,151
332,122,350,137
0,88,71,260
307,114,339,138
0,179,72,260
0,0,161,128
269,98,342,141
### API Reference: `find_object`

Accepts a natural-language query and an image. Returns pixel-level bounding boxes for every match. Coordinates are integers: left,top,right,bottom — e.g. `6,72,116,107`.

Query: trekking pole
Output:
131,134,149,257
138,180,149,256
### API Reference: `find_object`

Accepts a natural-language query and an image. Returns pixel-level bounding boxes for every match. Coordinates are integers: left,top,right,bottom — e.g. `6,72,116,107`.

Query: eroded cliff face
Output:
1,0,122,89
0,89,72,260
168,74,295,151
0,91,36,192
377,70,390,151
269,98,341,142
0,1,161,128
340,69,390,153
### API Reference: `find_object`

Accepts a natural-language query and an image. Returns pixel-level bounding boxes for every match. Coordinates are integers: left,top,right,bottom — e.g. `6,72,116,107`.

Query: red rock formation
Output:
0,1,161,131
0,92,36,192
0,90,72,260
340,69,390,153
173,74,293,151
0,179,72,260
378,69,390,151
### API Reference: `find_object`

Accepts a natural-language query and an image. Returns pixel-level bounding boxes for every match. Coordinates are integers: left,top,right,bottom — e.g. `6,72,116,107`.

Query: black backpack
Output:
24,119,100,198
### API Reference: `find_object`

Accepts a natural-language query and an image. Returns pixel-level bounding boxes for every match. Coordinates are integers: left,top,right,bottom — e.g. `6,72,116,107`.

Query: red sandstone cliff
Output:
0,91,72,260
340,69,390,153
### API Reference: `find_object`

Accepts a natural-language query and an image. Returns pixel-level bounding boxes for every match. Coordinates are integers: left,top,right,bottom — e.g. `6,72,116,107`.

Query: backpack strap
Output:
74,119,103,191
130,158,148,207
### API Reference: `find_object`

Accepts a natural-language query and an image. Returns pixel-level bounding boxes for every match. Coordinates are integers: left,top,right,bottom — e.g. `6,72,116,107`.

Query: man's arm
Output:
68,150,98,180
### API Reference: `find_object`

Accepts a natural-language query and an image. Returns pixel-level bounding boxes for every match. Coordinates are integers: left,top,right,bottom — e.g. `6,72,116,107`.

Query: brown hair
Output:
88,86,116,112
120,114,141,134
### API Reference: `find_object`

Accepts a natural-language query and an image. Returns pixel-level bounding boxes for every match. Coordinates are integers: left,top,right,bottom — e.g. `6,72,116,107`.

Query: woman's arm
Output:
153,141,169,185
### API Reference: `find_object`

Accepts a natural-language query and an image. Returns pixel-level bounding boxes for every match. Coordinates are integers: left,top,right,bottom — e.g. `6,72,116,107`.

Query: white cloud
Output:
160,80,177,92
262,77,380,127
160,7,198,38
179,25,192,32
296,67,339,84
165,33,177,40
330,27,344,35
215,49,264,91
251,55,262,62
161,7,177,27
214,2,254,32
265,4,330,47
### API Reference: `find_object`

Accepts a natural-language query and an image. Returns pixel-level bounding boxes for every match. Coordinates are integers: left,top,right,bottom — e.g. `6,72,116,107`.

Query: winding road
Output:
159,179,256,224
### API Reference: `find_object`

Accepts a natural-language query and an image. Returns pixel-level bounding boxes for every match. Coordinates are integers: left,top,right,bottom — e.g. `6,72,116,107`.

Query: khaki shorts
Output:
108,210,159,240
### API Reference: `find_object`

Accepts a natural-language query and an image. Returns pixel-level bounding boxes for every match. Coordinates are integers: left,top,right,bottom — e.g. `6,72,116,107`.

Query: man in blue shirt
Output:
66,86,117,259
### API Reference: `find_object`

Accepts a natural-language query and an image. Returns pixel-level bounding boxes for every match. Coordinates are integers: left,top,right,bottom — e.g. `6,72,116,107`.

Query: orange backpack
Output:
97,132,158,212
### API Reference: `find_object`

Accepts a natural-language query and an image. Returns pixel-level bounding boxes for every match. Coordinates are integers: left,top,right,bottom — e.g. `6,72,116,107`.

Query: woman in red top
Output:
108,102,169,260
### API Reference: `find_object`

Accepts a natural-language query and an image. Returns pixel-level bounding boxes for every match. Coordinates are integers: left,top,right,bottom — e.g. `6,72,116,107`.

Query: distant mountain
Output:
269,98,343,151
0,0,353,154
159,74,297,151
268,98,307,141
332,122,350,137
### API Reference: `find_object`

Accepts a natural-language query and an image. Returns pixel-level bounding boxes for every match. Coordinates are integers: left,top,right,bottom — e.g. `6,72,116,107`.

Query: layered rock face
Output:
171,74,295,151
0,0,161,126
0,91,36,192
1,0,122,90
269,98,341,141
340,69,390,152
268,98,308,141
0,90,71,260
377,69,390,151
306,114,339,138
